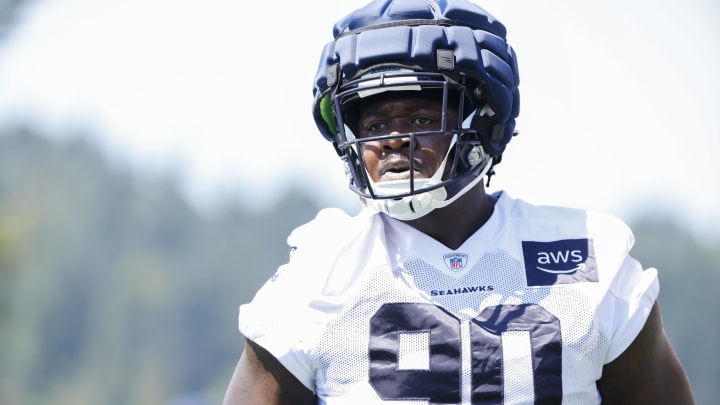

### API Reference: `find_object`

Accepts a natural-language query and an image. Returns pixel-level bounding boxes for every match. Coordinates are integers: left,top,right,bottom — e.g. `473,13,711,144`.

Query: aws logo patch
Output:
521,239,598,286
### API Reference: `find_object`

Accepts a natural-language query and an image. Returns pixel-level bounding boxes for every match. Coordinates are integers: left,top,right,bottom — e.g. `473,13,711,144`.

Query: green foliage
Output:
0,128,318,404
0,128,717,404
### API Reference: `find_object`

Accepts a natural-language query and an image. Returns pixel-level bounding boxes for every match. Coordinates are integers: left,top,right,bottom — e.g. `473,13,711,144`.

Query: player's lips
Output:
377,156,425,181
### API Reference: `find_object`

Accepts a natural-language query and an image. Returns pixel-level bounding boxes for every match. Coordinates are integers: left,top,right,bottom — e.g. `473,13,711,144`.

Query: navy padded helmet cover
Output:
312,0,520,158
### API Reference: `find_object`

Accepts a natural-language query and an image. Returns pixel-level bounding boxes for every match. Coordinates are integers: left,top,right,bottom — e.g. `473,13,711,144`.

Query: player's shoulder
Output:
288,207,375,248
251,207,377,297
262,206,387,307
281,207,383,275
498,191,633,245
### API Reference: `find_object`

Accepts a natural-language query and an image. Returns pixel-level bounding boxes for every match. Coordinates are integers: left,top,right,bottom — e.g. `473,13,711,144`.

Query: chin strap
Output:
364,178,448,221
363,153,493,221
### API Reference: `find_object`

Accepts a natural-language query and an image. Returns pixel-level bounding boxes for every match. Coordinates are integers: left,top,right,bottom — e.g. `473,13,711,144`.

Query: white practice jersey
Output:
239,191,658,405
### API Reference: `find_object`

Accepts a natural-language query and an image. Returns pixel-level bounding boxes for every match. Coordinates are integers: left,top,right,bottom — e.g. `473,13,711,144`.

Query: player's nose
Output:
382,120,414,151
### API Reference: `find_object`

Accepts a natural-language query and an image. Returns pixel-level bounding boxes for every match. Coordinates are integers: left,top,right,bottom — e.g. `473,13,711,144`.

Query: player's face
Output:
354,96,459,183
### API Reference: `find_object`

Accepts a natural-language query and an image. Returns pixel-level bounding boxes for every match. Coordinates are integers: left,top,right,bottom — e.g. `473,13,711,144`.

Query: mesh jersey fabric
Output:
238,191,659,404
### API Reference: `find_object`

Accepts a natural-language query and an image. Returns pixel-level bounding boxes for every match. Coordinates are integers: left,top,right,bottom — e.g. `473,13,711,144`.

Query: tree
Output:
0,128,320,404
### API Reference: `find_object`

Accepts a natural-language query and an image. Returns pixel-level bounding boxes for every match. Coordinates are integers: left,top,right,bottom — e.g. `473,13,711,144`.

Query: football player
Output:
223,0,694,403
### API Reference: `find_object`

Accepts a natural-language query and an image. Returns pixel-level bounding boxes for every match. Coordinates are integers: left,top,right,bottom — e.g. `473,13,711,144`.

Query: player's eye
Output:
412,116,433,126
363,121,389,135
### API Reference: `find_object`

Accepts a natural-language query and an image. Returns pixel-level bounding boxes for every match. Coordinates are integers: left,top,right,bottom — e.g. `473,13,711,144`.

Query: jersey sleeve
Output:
238,259,320,391
590,209,661,363
237,207,376,392
580,209,660,363
602,254,659,362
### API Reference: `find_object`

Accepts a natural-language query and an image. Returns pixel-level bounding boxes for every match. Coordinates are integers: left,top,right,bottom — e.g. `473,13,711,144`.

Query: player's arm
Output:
223,339,317,405
597,300,694,404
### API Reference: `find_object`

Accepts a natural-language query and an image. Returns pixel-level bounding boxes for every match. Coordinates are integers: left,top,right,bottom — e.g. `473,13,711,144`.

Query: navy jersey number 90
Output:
368,303,562,404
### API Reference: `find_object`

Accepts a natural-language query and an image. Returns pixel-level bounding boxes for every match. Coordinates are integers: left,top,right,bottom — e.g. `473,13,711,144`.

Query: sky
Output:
0,0,718,238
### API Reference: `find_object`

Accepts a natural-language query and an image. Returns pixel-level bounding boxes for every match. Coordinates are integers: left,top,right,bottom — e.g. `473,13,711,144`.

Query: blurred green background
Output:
1,1,718,404
0,129,321,404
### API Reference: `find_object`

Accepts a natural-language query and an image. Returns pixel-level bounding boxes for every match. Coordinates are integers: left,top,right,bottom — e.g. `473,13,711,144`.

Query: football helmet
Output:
312,0,520,220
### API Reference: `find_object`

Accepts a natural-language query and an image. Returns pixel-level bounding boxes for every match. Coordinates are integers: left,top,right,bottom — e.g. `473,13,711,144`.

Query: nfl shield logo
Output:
443,253,468,272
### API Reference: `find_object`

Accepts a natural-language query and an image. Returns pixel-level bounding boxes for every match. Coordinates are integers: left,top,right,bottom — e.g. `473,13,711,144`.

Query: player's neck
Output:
404,185,495,250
